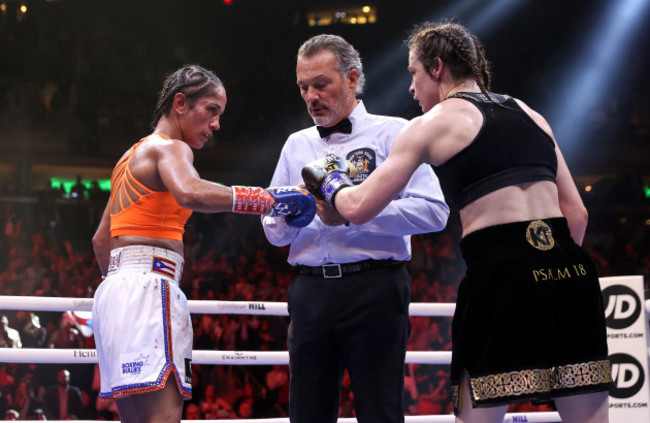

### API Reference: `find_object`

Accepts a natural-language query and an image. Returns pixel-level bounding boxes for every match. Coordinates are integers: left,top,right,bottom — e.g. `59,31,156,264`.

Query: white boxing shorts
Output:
92,245,193,400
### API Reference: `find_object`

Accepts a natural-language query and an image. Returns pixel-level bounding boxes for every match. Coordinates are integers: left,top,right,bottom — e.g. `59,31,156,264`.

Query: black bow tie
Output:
317,118,352,138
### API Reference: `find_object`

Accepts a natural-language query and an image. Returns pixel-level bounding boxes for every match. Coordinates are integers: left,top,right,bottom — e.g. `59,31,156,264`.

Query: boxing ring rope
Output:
2,296,650,423
0,348,454,366
0,295,458,316
2,294,645,316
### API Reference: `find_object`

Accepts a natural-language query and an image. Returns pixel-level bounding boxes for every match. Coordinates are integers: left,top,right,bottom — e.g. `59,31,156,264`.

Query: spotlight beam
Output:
542,0,650,159
364,0,533,115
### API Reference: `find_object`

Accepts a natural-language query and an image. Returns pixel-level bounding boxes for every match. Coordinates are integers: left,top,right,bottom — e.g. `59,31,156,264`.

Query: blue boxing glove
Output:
301,154,356,208
265,186,317,228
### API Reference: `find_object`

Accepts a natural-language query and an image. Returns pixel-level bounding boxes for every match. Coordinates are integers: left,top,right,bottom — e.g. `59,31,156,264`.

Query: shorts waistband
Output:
106,245,184,284
460,217,571,263
297,259,403,279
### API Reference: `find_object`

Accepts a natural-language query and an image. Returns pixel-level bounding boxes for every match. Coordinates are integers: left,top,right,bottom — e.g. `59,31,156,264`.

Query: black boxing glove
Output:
301,154,357,207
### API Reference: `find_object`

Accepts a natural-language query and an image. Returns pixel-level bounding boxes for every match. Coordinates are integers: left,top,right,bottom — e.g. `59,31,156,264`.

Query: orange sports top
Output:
110,135,192,241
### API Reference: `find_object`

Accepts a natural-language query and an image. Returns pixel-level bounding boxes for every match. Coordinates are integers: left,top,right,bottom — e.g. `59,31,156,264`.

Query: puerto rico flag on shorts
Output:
152,256,176,279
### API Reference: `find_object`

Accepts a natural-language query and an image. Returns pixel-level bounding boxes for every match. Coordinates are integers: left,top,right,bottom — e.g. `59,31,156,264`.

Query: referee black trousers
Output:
287,265,411,423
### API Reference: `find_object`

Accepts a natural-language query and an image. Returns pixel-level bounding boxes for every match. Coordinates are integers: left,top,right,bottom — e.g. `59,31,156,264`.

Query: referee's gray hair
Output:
298,34,366,96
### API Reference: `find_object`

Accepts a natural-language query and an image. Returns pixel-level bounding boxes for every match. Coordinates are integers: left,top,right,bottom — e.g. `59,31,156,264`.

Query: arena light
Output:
50,177,111,194
306,5,377,27
14,1,27,22
542,0,650,158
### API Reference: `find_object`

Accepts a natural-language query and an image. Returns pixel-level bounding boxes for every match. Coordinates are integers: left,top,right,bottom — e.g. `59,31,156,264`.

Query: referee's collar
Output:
347,100,366,133
319,100,366,140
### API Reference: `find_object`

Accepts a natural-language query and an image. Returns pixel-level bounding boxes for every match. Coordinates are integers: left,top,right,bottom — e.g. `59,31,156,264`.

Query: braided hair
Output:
150,65,223,129
407,21,492,101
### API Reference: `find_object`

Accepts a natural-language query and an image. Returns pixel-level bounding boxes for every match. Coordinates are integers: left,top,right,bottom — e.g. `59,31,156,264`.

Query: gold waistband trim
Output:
468,359,612,402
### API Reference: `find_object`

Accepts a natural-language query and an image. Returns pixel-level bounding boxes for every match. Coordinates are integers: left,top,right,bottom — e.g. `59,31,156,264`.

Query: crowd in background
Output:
0,183,648,419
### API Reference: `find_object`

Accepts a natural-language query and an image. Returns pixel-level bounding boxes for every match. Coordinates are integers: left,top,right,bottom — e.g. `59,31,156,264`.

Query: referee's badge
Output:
525,220,555,251
346,148,376,184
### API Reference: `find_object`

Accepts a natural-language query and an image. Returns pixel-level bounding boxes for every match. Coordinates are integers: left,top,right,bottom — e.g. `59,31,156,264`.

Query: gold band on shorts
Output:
469,359,612,402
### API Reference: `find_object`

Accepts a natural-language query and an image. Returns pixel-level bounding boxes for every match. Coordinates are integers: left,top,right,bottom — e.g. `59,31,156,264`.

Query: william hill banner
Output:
601,275,650,421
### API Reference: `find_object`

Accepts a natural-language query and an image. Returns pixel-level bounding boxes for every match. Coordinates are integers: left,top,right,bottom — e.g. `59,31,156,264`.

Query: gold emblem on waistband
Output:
525,220,554,251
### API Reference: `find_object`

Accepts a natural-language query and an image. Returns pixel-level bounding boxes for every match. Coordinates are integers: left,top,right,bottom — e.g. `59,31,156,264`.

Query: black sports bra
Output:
432,92,558,209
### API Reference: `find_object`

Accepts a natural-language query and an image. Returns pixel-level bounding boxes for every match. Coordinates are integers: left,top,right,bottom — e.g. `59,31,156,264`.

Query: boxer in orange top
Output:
92,65,314,423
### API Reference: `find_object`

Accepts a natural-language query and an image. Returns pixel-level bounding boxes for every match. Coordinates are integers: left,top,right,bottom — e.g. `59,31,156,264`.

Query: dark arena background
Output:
0,0,649,421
